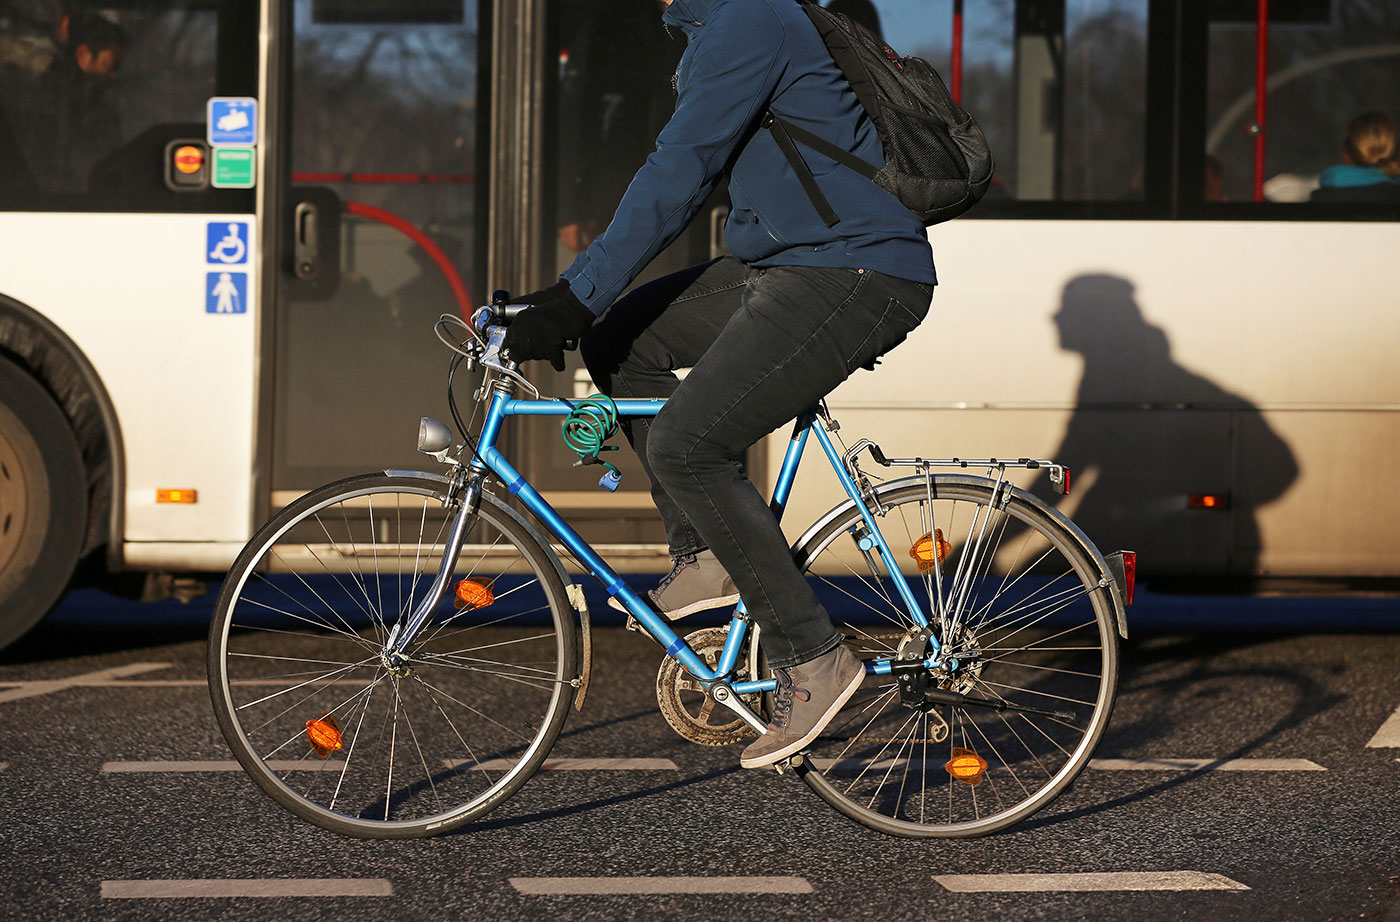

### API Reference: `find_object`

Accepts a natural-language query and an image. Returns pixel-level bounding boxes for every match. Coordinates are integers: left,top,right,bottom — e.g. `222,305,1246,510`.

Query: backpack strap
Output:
763,112,882,228
764,113,840,227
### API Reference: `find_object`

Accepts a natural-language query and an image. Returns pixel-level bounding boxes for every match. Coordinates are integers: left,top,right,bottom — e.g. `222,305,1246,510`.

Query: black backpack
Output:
764,0,994,227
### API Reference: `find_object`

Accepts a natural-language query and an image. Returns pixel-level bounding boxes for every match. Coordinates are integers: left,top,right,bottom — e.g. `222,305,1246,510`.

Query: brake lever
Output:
478,325,541,398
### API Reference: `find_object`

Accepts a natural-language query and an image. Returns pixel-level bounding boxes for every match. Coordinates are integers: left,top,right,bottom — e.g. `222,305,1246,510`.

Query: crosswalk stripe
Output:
103,761,347,772
103,758,679,773
1090,758,1325,771
445,758,678,771
0,663,172,703
1365,704,1400,747
101,879,393,898
509,876,812,895
933,872,1249,892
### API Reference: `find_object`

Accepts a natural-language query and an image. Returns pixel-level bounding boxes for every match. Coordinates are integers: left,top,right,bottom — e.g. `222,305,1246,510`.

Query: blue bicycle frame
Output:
464,392,939,696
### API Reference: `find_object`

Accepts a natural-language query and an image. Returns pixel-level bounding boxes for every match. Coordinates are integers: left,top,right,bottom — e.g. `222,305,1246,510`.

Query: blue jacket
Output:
1318,164,1399,188
561,0,937,314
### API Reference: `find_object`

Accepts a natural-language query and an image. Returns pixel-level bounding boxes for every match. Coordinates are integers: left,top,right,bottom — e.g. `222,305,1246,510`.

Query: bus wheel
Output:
0,355,87,651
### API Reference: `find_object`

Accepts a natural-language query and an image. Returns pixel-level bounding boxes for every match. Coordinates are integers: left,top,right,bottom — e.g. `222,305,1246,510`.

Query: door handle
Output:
294,201,318,280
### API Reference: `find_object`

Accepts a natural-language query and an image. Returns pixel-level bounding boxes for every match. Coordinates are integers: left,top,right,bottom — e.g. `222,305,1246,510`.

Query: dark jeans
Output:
580,257,933,668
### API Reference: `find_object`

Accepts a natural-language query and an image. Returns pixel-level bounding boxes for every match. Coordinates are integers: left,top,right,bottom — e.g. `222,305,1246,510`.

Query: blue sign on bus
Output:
206,222,249,265
206,271,248,314
207,97,258,146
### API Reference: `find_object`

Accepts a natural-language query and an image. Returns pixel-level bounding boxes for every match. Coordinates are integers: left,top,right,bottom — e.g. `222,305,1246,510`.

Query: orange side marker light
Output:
909,529,951,572
454,577,495,611
945,747,988,786
305,714,343,758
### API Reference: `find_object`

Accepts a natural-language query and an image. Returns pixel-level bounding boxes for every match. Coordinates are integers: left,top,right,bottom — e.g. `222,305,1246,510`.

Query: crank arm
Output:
710,683,768,735
923,687,1076,724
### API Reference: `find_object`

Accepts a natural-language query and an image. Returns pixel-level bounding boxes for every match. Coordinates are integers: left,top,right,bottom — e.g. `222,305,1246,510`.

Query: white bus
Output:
1,0,1396,649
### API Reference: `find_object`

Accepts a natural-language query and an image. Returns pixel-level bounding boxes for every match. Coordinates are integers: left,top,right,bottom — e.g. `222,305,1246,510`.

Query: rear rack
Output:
842,438,1070,496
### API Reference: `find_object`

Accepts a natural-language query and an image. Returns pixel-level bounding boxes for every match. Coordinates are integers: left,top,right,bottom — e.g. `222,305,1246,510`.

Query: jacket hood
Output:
662,0,715,29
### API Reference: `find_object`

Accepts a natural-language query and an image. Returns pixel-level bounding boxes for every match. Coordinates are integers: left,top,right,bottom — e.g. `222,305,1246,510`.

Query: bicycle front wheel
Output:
790,477,1120,837
208,473,578,838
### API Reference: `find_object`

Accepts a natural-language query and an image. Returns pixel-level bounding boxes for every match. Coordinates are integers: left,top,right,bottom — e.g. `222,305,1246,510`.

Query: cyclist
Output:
501,0,936,769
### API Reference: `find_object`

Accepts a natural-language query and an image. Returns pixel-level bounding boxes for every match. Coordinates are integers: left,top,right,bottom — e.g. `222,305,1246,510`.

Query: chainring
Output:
656,626,761,746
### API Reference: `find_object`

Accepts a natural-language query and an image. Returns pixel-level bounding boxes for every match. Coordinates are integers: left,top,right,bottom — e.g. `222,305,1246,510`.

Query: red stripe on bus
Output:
290,172,476,185
345,201,474,320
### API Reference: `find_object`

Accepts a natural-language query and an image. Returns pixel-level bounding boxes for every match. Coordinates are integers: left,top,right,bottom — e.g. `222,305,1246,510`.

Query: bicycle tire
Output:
788,476,1120,837
208,472,578,838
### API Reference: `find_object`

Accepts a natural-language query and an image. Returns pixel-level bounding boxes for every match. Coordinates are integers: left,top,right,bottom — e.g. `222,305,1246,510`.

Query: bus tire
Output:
0,355,87,651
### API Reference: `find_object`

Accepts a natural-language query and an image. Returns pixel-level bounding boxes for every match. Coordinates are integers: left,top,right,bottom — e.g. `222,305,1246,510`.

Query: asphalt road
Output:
1,585,1398,922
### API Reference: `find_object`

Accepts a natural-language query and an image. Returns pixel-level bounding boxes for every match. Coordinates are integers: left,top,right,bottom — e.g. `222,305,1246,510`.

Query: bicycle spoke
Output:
793,480,1116,835
212,481,574,835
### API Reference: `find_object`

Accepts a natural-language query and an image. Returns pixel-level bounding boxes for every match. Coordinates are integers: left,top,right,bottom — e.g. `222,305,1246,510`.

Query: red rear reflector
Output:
1121,551,1136,606
1188,493,1229,510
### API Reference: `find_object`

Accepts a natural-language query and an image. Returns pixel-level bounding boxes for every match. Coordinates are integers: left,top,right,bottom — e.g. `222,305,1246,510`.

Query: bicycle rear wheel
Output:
208,473,578,838
790,477,1120,837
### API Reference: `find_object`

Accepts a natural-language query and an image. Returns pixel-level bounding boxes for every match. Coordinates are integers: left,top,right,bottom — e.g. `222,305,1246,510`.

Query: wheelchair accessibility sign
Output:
207,272,248,314
207,222,248,265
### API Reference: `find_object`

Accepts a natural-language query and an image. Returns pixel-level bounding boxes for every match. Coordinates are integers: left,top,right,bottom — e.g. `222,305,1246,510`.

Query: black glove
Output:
499,280,595,372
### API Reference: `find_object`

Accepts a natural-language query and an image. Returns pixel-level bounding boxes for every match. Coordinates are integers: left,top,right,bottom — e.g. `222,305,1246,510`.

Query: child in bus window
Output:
1311,111,1400,204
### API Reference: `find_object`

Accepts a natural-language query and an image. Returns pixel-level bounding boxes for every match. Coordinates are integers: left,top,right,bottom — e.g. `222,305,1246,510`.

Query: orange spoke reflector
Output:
945,747,988,786
305,714,343,758
909,529,952,572
454,577,495,611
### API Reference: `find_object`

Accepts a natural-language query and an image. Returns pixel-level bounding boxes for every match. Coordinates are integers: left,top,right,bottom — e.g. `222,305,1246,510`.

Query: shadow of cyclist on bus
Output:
1038,273,1298,583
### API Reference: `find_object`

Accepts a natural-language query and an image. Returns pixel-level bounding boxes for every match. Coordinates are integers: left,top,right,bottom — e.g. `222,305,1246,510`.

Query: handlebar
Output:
471,301,531,331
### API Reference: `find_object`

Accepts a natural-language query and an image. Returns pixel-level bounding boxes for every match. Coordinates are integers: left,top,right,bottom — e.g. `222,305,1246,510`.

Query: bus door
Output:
266,0,485,495
522,0,730,549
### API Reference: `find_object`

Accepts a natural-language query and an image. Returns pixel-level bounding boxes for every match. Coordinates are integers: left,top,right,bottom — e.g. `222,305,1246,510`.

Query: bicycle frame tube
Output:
428,393,932,683
807,422,933,638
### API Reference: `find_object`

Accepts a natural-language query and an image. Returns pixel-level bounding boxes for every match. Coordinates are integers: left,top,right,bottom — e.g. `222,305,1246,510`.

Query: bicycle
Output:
208,297,1134,840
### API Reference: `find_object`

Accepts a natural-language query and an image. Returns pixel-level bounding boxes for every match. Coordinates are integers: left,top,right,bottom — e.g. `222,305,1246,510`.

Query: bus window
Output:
271,0,484,489
865,0,1149,203
0,1,255,212
1206,1,1400,204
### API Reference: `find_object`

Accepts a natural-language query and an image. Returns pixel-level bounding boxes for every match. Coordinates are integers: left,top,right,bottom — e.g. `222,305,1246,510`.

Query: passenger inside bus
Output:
0,9,127,194
1310,110,1400,203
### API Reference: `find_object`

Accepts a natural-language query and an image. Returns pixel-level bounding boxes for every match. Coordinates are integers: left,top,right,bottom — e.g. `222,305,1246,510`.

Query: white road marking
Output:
101,879,392,899
509,876,812,895
445,757,678,771
0,663,172,703
103,761,347,773
1366,704,1400,748
103,757,678,773
933,872,1250,892
1090,758,1326,772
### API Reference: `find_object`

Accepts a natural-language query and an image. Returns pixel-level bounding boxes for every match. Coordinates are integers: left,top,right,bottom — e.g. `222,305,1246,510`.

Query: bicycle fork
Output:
382,475,483,666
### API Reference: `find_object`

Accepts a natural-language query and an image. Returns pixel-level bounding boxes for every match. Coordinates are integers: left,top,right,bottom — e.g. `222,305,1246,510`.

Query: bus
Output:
1,0,1396,650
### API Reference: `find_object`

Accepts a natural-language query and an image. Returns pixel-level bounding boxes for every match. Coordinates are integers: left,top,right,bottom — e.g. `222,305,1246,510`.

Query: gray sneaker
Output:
607,549,740,620
740,644,865,769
